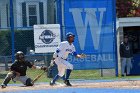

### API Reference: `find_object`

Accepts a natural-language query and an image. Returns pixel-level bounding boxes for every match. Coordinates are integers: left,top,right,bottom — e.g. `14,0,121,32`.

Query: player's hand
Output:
80,53,86,58
50,60,55,66
41,66,47,71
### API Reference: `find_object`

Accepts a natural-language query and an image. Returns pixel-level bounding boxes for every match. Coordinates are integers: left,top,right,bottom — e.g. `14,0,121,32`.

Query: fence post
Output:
44,54,48,67
4,56,9,71
10,0,15,63
113,0,118,77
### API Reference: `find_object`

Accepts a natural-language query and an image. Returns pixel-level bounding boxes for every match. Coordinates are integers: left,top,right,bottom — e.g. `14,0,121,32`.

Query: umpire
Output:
1,51,46,88
120,35,133,76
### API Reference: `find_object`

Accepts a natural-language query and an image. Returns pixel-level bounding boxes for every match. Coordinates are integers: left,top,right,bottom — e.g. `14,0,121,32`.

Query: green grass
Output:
1,69,140,85
0,69,51,84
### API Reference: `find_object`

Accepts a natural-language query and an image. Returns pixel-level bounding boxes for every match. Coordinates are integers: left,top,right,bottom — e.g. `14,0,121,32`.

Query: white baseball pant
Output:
55,57,73,77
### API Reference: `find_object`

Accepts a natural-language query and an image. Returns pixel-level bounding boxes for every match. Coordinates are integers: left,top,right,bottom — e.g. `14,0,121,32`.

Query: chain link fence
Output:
0,0,55,78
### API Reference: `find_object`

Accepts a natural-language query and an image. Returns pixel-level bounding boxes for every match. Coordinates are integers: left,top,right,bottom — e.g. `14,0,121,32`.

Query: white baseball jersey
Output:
53,41,76,76
54,41,76,59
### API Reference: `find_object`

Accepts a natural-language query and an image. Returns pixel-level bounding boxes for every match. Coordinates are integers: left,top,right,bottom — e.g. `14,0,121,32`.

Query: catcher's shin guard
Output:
1,72,16,87
2,77,11,86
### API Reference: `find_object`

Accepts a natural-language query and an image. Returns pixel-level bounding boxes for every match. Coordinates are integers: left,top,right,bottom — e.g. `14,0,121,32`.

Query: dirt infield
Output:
1,80,140,92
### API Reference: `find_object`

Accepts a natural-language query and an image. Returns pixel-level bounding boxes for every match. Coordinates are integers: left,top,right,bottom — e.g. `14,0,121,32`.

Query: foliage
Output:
0,30,34,56
117,0,140,17
0,31,11,56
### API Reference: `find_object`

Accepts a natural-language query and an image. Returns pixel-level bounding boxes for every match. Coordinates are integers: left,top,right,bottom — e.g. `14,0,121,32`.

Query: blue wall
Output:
57,0,116,70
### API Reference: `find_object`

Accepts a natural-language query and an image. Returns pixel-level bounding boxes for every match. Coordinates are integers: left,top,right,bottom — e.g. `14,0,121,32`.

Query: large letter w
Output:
69,8,106,50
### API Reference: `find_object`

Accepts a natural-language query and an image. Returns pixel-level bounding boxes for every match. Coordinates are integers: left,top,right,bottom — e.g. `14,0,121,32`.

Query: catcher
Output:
1,51,47,88
50,32,86,86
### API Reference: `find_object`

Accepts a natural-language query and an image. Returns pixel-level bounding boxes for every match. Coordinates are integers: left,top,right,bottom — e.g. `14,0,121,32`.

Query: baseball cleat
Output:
50,81,55,86
64,80,72,86
1,84,6,88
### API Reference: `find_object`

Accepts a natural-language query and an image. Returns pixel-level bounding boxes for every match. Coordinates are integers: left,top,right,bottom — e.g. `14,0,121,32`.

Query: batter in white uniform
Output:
50,32,85,86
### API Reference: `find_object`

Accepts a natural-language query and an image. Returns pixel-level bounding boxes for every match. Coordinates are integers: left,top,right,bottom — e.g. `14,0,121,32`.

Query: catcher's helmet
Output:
66,32,75,40
15,51,25,61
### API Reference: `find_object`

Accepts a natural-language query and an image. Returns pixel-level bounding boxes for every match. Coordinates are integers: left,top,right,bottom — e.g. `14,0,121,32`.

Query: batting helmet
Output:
15,51,25,61
66,32,75,40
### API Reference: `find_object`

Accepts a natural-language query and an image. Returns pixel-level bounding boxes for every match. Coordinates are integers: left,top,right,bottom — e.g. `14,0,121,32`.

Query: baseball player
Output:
1,51,47,88
50,32,85,86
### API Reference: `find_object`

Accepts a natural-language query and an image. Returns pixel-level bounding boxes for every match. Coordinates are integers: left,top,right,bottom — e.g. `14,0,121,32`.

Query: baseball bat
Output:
31,65,53,84
31,71,46,84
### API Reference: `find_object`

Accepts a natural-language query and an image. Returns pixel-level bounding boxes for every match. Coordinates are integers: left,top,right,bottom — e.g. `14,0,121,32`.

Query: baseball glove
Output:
81,53,86,58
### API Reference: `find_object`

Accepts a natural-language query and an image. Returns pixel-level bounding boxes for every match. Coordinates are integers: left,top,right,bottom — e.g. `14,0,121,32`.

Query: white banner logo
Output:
39,30,56,44
34,24,61,53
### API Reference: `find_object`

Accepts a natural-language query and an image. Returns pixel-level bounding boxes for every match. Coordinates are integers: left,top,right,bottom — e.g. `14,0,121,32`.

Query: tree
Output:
117,0,140,17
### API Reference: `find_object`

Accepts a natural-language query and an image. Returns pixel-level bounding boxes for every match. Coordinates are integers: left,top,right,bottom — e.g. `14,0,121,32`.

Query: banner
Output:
57,0,116,70
34,24,61,53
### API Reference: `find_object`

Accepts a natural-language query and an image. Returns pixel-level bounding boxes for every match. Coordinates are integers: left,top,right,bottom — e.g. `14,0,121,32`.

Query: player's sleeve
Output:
54,42,65,58
10,62,17,71
56,42,64,53
119,43,123,57
26,61,33,68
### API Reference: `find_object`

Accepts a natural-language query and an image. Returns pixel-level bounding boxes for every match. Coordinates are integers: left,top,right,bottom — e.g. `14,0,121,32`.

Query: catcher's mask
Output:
15,51,25,61
66,32,75,42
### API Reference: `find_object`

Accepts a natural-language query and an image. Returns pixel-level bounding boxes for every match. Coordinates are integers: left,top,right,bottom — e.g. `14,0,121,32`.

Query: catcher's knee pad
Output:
26,78,33,86
7,72,16,79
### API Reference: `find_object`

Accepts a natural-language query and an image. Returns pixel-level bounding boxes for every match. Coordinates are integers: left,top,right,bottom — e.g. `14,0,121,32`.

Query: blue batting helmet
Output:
66,32,75,40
